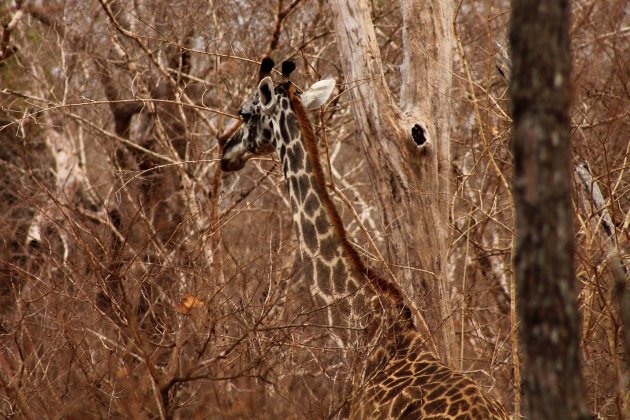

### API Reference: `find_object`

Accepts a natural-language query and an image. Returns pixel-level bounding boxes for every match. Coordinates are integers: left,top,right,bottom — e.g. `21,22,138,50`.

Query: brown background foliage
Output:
0,0,628,417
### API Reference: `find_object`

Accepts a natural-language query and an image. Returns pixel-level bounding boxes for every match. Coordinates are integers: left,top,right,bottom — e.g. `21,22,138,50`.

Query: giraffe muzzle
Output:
220,155,246,172
221,132,251,172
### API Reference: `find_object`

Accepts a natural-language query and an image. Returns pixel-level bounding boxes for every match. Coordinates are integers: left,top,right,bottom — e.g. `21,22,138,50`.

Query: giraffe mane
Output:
287,84,414,324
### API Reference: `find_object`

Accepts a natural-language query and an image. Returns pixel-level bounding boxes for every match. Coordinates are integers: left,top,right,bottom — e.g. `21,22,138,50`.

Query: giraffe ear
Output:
301,79,335,110
258,77,276,112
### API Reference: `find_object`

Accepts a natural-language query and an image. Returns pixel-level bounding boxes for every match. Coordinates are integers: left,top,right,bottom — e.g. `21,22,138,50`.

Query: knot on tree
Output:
411,124,429,153
27,237,40,250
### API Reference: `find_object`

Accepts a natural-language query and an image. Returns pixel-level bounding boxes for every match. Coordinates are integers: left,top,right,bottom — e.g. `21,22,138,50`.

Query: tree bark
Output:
510,0,591,417
328,0,456,364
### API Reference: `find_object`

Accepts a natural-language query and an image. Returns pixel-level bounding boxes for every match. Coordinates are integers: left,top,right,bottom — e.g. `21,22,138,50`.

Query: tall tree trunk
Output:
510,0,591,417
328,0,456,364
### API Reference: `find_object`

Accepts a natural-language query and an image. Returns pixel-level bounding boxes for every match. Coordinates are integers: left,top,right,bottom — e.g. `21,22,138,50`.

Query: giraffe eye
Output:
239,111,252,122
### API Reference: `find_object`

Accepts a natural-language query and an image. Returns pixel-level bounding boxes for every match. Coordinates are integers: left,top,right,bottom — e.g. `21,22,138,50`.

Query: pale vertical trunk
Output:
26,126,88,260
328,0,456,364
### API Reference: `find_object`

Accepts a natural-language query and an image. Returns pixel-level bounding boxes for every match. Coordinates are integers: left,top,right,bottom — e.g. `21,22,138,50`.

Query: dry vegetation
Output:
0,0,628,418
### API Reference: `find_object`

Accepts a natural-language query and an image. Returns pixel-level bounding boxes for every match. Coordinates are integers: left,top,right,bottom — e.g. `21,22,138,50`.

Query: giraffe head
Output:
221,58,335,172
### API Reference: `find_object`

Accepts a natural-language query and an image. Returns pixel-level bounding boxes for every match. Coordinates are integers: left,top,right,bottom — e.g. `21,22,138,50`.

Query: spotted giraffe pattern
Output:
221,59,509,419
352,331,508,419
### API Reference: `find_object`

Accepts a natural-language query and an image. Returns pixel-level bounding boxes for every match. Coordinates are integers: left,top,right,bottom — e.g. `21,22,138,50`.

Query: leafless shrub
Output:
0,0,627,417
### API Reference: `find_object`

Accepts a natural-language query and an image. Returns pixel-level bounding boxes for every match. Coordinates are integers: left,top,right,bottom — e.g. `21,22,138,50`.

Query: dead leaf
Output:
176,294,204,314
116,367,129,379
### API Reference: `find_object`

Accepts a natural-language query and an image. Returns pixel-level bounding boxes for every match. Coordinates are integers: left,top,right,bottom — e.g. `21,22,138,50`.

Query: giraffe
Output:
220,58,509,419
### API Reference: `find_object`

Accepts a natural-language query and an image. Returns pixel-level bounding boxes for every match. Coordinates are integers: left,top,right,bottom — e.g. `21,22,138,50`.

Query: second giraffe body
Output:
221,58,508,419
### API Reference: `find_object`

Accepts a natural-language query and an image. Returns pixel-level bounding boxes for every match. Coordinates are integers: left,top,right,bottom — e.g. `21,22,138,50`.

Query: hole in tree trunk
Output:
412,124,426,146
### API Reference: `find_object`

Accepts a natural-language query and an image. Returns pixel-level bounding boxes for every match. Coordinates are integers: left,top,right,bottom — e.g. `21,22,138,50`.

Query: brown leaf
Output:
176,294,204,314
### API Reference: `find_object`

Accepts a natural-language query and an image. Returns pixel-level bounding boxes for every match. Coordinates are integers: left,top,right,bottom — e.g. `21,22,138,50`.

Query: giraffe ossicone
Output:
220,57,509,419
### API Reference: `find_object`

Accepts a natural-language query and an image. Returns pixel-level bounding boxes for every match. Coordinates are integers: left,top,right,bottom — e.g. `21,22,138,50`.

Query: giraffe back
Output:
351,331,509,419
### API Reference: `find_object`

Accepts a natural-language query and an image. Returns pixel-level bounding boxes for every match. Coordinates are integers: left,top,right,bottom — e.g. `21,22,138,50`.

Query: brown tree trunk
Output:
510,0,591,417
328,0,456,364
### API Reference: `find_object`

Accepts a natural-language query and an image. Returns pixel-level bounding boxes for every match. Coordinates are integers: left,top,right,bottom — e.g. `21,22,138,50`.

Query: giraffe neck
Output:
276,93,356,302
273,88,415,348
